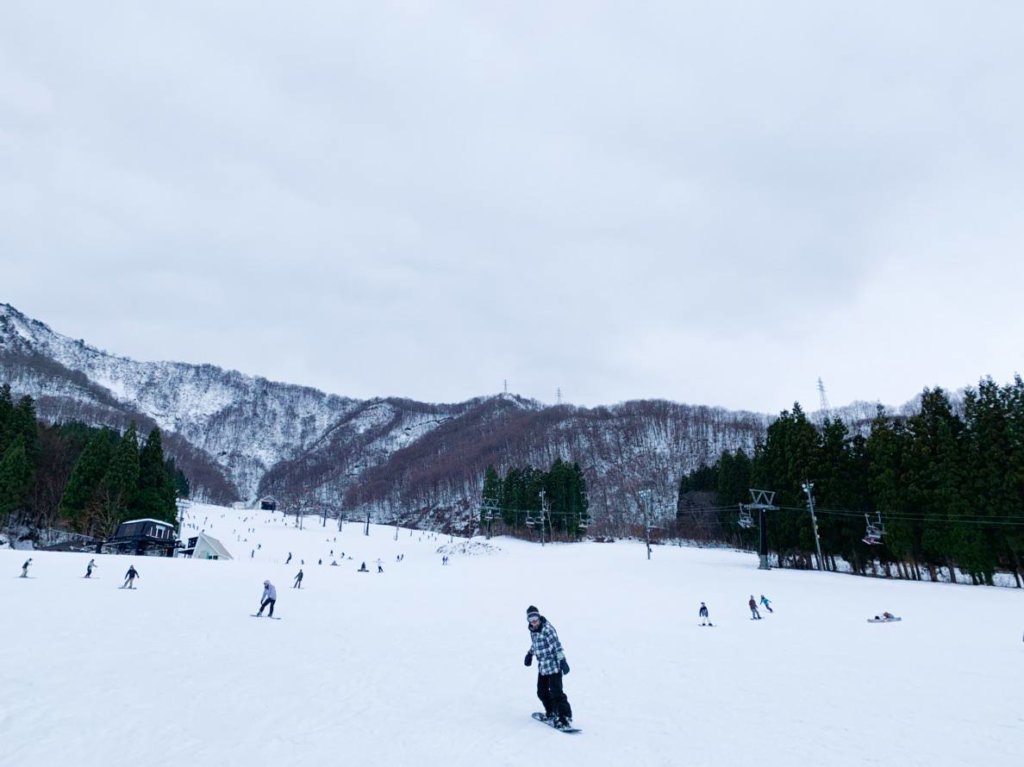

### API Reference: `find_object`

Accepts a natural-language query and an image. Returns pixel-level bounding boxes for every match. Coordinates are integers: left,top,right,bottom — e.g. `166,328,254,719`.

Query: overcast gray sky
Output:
3,1,1023,413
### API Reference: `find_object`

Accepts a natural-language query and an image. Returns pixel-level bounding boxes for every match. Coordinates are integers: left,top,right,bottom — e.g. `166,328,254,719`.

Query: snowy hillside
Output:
2,503,1021,767
1,303,778,529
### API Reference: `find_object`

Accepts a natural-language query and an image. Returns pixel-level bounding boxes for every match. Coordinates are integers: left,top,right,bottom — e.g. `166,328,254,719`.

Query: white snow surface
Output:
3,503,1022,767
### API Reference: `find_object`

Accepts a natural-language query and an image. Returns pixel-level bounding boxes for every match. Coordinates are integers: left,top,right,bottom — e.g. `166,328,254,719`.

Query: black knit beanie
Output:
526,605,540,621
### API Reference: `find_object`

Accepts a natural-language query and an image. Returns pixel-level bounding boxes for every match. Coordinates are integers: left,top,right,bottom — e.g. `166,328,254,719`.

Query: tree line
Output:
0,384,188,541
677,377,1024,586
480,457,591,538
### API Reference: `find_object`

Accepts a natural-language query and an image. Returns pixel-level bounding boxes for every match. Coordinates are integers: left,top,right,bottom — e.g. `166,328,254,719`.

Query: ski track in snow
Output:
2,502,1023,767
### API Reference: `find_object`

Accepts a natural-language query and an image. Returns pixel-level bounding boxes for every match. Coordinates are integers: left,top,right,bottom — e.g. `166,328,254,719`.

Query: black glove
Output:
559,658,570,675
524,652,533,667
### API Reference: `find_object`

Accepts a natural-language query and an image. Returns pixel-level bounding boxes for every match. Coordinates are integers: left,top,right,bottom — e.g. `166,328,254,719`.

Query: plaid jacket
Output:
528,617,566,675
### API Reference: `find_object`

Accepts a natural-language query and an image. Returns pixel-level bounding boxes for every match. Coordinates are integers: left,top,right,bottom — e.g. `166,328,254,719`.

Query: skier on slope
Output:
293,569,304,589
257,580,277,617
20,558,32,577
699,601,710,626
85,559,97,578
759,594,773,613
748,595,761,619
123,565,140,589
524,605,573,730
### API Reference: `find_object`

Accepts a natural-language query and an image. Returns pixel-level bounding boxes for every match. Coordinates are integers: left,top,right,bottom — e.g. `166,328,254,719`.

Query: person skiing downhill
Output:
293,569,303,589
699,601,710,626
759,594,773,613
257,580,277,617
524,605,573,730
20,558,32,578
85,559,97,578
123,565,140,589
748,595,761,619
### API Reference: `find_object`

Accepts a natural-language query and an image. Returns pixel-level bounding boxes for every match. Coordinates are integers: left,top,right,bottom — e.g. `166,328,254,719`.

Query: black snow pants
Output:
259,598,276,617
537,672,572,720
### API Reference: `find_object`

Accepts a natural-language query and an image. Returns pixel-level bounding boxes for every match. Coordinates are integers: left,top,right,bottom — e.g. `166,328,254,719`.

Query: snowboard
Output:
867,617,901,623
251,614,282,620
532,712,581,733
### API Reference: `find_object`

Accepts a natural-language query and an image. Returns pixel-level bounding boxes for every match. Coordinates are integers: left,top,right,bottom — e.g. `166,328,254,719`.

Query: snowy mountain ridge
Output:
0,302,879,529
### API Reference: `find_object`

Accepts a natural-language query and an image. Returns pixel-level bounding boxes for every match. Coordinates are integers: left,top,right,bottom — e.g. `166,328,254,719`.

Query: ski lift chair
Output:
738,505,755,529
862,512,884,545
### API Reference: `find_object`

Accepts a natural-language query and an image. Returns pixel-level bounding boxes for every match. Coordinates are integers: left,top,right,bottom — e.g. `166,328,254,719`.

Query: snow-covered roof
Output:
121,518,175,527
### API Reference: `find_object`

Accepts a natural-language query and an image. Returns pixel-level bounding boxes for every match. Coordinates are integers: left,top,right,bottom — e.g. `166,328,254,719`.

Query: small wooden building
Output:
259,496,277,511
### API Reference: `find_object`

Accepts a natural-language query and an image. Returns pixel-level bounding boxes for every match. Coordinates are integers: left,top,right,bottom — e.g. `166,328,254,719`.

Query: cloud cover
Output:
3,1,1023,412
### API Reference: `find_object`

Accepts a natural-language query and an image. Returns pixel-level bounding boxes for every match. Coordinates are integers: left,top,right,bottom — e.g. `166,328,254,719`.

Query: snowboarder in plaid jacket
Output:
524,605,573,729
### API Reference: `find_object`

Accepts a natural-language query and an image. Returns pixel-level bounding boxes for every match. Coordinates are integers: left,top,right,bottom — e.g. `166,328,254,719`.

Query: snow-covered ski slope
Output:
3,503,1021,767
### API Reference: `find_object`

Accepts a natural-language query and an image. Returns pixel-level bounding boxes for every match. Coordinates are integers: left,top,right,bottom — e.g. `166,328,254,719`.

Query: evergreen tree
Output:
717,449,752,506
13,395,40,467
960,378,1008,584
167,458,190,499
0,383,14,456
480,465,502,527
679,463,718,496
753,404,819,564
59,427,117,531
136,428,176,523
569,461,590,534
0,437,33,516
91,422,141,537
1003,375,1024,585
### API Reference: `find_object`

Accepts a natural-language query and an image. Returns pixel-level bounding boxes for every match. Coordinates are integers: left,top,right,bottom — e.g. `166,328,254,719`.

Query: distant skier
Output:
376,559,384,574
20,558,32,578
85,559,97,578
257,580,277,617
524,605,573,730
748,595,761,619
293,569,304,589
699,601,710,626
759,594,773,613
286,552,292,565
358,562,368,572
123,565,140,589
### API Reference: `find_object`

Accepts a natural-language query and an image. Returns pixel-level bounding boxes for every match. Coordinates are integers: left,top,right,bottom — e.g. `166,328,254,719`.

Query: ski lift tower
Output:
537,490,550,547
639,490,662,561
175,497,192,541
801,481,826,571
740,489,778,570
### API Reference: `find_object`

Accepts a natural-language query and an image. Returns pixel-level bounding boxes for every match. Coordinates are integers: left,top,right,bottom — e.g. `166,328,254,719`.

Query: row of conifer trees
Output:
480,458,590,537
678,377,1024,586
0,384,188,541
